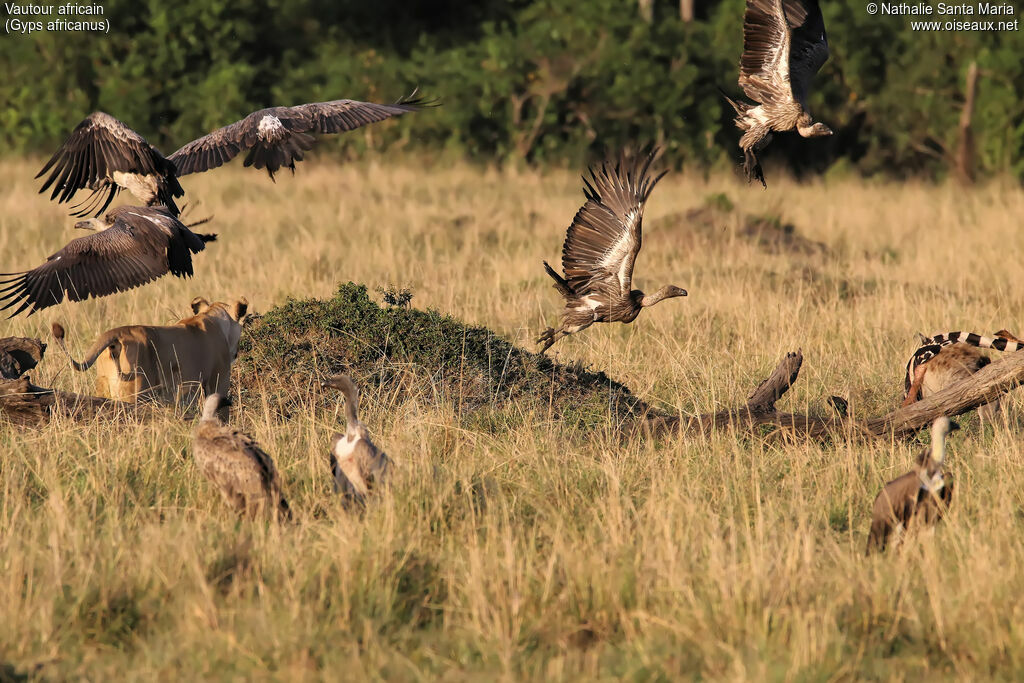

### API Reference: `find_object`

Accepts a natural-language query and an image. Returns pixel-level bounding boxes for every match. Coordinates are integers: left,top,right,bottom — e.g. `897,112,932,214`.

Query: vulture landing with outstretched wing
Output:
36,112,184,217
168,92,436,180
36,92,435,216
0,205,215,317
721,0,832,187
537,148,686,353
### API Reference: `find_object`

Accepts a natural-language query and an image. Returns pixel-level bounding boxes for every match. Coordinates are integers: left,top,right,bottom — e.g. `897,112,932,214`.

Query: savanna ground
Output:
3,156,1024,680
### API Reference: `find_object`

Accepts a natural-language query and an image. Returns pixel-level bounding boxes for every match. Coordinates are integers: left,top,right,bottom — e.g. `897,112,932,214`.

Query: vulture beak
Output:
74,219,98,231
948,419,961,432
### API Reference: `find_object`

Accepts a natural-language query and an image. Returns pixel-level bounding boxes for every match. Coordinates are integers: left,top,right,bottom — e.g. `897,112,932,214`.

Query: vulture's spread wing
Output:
783,0,829,106
739,0,794,105
36,112,181,217
169,92,435,179
560,149,666,298
0,207,211,317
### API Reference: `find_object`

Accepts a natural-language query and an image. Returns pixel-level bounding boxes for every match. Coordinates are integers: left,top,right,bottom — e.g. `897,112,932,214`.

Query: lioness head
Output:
190,296,249,359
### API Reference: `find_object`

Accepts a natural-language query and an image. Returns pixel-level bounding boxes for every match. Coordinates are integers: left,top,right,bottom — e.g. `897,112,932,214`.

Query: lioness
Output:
52,296,248,412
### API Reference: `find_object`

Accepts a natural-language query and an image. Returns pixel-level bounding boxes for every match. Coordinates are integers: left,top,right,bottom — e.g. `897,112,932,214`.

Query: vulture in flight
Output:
722,0,832,188
36,92,434,217
537,148,687,353
0,205,215,317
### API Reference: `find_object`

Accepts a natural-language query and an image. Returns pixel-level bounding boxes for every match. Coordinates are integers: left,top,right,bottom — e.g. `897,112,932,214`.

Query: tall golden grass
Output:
3,156,1024,678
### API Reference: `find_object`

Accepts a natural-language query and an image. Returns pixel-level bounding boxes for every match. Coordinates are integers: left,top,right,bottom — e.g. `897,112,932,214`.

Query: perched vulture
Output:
0,205,215,317
322,375,391,507
192,394,291,520
37,92,434,216
536,148,686,353
722,0,832,187
866,417,957,555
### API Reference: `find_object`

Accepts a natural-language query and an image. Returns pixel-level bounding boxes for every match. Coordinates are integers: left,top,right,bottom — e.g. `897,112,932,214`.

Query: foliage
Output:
235,282,657,431
1,0,1021,179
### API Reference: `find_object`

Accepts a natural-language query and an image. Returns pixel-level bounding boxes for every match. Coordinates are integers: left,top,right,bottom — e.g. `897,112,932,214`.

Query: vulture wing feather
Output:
35,112,163,212
0,206,209,316
783,0,829,106
560,150,665,298
169,93,434,177
739,0,794,105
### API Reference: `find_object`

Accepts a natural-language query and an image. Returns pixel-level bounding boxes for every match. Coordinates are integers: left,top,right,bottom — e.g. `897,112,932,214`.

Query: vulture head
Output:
640,285,688,307
73,217,104,231
796,116,833,138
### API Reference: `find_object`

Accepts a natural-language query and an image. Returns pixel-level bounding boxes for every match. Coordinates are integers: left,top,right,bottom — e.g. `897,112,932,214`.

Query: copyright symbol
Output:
867,2,877,13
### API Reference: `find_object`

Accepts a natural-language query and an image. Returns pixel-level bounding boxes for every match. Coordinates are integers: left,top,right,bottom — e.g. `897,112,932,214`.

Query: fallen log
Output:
642,351,844,439
0,337,46,379
0,376,148,427
641,345,1024,441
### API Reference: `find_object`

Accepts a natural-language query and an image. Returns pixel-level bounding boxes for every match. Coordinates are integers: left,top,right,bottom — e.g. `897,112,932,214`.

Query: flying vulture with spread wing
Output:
0,206,215,317
36,92,434,217
536,148,687,353
721,0,832,188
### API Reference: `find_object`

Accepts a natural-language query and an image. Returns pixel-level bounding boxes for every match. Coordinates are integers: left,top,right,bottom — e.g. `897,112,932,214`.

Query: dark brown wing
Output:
782,0,829,106
169,92,435,179
36,112,182,217
0,206,209,317
739,0,793,105
871,470,921,527
560,149,666,299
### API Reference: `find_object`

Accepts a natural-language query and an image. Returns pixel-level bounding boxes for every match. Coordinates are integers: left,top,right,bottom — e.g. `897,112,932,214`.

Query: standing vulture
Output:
36,92,434,217
193,394,291,520
866,417,957,555
722,0,832,188
322,375,391,507
0,205,215,317
536,148,687,353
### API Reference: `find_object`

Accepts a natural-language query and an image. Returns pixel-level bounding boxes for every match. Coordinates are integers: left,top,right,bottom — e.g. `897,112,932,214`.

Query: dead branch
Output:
0,337,46,379
641,351,844,439
0,376,151,427
640,343,1024,443
746,350,802,413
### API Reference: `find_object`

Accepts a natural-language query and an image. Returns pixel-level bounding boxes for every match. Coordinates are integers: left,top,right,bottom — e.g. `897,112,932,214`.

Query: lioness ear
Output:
234,297,249,321
191,297,210,314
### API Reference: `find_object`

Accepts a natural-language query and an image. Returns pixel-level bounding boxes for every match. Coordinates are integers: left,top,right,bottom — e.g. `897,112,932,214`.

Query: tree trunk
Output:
680,0,694,22
639,0,654,23
954,61,978,185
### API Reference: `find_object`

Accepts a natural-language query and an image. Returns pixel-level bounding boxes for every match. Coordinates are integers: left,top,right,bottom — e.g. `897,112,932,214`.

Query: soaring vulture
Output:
193,394,291,521
0,205,214,317
36,92,434,217
722,0,832,188
536,148,687,353
322,375,391,508
866,417,957,555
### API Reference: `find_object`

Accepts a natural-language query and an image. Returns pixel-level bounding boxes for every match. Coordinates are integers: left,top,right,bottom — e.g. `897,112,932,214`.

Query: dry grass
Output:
3,156,1024,679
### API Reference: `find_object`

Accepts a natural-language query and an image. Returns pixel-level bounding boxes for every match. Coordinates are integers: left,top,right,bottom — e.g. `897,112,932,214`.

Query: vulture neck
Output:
929,421,947,465
796,113,817,138
201,394,223,422
640,286,678,308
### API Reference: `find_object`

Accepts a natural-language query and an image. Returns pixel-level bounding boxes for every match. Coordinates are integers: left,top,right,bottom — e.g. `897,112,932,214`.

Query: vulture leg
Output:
536,327,562,353
743,148,766,189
